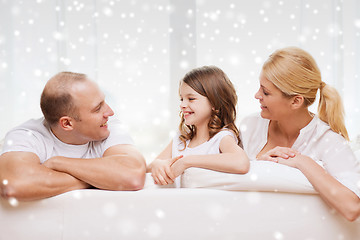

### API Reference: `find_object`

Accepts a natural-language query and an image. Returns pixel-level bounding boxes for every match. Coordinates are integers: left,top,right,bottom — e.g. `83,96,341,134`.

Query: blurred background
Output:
1,0,359,161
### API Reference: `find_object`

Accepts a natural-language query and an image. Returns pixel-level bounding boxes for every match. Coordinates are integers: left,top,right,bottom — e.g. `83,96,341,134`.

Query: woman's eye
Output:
189,98,195,101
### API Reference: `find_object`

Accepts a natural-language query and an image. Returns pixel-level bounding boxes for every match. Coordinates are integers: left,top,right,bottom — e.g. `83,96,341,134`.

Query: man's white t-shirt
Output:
1,117,134,164
240,112,360,198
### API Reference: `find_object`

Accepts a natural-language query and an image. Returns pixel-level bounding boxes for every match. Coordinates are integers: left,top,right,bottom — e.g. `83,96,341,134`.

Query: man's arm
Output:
0,152,90,201
43,144,146,191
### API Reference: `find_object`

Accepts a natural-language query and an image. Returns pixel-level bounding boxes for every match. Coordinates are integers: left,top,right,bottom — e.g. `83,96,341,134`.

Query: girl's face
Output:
179,82,213,128
254,72,293,120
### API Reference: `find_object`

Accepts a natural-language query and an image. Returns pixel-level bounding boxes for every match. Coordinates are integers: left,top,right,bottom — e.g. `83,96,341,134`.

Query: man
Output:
0,72,146,201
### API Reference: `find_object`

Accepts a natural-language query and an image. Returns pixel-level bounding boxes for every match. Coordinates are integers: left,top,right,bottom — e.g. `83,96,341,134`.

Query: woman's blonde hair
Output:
262,47,349,140
178,66,241,148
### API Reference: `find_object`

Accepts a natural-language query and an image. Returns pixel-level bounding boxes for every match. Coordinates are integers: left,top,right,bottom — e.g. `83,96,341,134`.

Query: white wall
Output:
0,0,359,159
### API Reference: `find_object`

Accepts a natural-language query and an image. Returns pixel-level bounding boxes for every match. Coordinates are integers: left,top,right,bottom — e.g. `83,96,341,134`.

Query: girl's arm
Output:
171,135,250,177
259,147,360,221
147,141,182,185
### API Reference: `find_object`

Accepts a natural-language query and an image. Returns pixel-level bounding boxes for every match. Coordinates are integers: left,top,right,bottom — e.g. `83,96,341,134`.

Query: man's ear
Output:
291,95,305,109
58,116,74,130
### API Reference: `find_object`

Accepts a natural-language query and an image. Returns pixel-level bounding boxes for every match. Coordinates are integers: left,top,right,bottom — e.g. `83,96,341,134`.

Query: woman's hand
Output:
276,153,312,169
149,155,183,185
257,146,299,163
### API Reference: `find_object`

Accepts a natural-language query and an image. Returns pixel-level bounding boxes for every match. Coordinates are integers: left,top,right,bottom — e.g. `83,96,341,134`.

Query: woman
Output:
240,47,360,221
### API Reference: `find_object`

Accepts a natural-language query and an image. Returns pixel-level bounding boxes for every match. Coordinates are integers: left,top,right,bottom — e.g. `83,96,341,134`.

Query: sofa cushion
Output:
181,161,317,194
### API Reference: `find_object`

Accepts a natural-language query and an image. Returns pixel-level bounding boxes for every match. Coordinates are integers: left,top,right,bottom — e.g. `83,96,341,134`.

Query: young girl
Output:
147,66,250,185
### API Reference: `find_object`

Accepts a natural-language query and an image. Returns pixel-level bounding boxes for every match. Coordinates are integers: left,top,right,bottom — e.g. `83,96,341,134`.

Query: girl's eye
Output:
189,98,195,101
263,90,269,96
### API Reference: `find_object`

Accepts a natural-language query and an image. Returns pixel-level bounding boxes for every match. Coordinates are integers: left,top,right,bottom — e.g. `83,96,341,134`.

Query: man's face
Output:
70,79,114,144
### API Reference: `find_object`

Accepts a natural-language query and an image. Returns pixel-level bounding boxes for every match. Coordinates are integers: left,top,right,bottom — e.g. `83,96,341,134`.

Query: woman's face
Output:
254,72,293,120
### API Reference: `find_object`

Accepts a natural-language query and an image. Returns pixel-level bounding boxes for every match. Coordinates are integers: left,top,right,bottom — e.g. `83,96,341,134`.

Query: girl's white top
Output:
172,129,238,157
170,129,238,188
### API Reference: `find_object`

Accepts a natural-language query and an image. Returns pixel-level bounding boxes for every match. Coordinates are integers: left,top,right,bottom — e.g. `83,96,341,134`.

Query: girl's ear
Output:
291,95,305,109
58,116,74,131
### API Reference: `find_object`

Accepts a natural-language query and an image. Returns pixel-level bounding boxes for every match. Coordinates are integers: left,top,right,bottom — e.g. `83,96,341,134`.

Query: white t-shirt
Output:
171,129,238,188
1,117,134,164
172,129,238,157
240,112,360,197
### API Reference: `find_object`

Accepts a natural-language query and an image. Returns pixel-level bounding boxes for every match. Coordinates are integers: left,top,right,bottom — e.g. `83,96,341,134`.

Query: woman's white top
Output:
240,112,360,197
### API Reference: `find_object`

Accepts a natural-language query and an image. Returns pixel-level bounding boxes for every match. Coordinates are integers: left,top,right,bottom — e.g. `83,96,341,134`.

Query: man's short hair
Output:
40,72,87,126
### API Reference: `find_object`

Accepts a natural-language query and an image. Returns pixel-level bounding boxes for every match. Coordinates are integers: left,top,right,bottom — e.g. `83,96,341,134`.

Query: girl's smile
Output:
179,83,212,128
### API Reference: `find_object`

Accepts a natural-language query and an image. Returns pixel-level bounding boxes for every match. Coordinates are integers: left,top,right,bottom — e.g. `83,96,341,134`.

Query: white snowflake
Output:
103,7,113,17
34,69,42,77
8,197,19,207
155,209,165,219
250,173,258,181
355,19,360,28
273,231,284,240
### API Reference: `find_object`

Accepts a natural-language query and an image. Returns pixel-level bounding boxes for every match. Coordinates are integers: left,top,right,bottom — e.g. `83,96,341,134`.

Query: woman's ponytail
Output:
318,82,349,140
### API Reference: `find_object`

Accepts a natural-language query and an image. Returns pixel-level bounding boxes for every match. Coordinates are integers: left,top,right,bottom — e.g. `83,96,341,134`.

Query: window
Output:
1,0,359,159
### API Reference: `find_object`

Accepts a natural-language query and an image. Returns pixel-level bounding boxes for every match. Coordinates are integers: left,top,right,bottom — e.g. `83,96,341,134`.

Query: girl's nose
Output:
180,100,186,108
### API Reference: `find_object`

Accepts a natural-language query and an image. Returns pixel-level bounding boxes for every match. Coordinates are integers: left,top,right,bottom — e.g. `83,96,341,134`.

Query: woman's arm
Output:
259,148,360,221
171,135,250,178
278,154,360,221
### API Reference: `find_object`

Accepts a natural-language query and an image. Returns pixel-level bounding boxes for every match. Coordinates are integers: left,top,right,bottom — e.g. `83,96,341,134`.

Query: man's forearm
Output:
0,151,90,201
44,154,145,191
1,166,90,201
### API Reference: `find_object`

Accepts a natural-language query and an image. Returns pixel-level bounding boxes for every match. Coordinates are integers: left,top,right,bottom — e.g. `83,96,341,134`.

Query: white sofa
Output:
1,161,360,240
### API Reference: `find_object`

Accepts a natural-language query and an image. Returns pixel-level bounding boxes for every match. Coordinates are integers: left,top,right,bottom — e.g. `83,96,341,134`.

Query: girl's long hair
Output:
178,66,241,148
